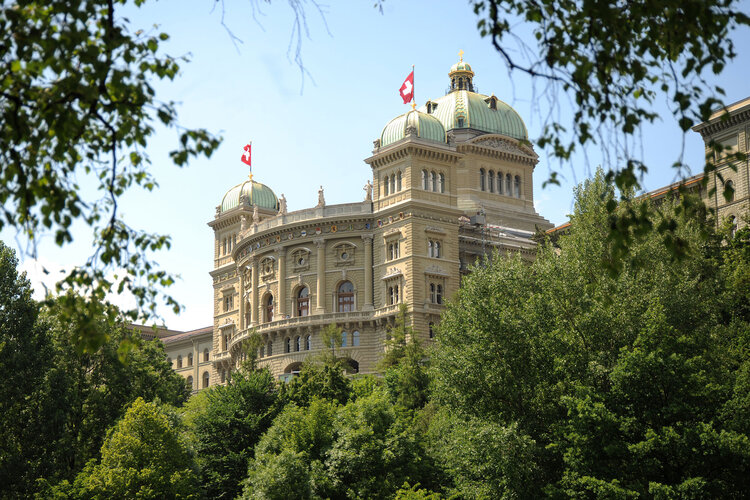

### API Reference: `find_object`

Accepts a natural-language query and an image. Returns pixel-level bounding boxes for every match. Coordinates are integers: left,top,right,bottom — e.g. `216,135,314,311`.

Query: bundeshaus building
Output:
207,55,553,383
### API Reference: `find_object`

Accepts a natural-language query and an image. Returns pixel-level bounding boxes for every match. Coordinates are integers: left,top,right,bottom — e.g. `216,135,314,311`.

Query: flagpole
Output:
412,64,415,110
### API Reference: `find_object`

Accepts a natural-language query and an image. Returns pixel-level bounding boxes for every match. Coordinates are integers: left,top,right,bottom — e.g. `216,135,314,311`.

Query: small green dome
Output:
220,179,279,213
449,61,474,74
420,91,528,140
380,109,447,147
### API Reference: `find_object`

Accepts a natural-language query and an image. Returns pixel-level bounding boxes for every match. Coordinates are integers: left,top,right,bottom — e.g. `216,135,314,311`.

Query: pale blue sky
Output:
4,1,749,330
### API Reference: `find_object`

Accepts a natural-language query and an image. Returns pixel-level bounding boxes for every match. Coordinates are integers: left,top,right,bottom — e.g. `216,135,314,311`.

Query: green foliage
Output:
393,483,444,500
284,360,352,407
191,369,280,499
0,1,221,351
471,0,749,266
71,398,199,499
431,169,750,496
319,322,343,362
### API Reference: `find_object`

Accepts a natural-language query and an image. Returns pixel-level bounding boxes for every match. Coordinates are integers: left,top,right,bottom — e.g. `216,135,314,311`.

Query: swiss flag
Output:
399,71,414,104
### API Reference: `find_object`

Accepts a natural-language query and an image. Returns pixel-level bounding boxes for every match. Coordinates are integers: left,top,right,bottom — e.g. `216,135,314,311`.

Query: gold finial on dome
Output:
459,49,464,62
411,102,416,110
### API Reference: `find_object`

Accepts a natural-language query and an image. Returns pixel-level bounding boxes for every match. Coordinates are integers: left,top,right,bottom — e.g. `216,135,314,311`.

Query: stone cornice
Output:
365,141,461,169
693,106,750,138
458,135,538,167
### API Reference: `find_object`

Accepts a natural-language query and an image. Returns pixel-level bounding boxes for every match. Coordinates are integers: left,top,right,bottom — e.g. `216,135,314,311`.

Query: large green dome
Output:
220,179,279,213
380,109,446,147
420,90,528,140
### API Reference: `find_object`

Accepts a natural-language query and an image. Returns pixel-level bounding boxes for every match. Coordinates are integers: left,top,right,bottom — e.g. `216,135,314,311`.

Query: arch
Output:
397,170,402,191
202,371,210,389
296,285,310,317
480,168,486,191
177,355,183,368
431,171,437,192
388,285,400,305
514,175,521,198
497,171,503,194
186,375,193,388
306,335,312,351
285,337,291,353
341,331,348,347
203,348,210,362
295,335,302,352
430,283,436,303
341,358,359,374
436,284,443,304
337,280,355,312
263,293,274,322
429,322,435,339
488,170,495,193
390,174,396,194
267,340,273,356
383,176,389,196
506,173,512,194
352,330,360,346
187,353,193,367
439,173,445,193
422,169,429,190
435,241,441,258
284,362,304,374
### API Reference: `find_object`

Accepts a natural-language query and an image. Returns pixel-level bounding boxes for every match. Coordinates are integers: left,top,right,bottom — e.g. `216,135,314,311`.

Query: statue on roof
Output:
279,194,287,215
252,204,260,224
363,179,372,201
240,215,247,232
317,185,326,208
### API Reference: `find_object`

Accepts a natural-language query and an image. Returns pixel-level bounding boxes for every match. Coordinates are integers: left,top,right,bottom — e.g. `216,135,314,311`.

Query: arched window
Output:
388,241,399,260
439,173,445,193
259,345,265,358
436,284,443,304
296,286,309,317
186,376,193,388
187,353,193,367
267,341,273,356
506,173,512,194
202,372,210,389
177,355,183,368
515,175,521,198
306,335,311,350
264,294,274,322
221,332,227,352
435,241,441,258
431,171,437,192
497,171,503,194
203,349,209,362
338,281,355,312
352,330,360,346
427,240,433,257
430,283,436,303
285,338,291,353
383,176,389,196
397,171,402,191
488,170,495,193
295,336,301,352
725,179,735,202
480,169,486,191
422,169,429,190
389,285,400,305
429,322,434,338
341,331,348,347
390,174,396,194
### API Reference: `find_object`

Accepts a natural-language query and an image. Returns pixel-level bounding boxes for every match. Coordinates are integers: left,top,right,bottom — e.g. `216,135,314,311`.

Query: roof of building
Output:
129,324,213,343
220,178,279,213
380,109,447,147
161,326,213,344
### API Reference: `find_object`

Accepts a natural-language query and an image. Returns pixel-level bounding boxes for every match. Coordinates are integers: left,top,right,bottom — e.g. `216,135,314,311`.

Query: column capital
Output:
361,233,374,241
313,237,326,247
276,246,287,256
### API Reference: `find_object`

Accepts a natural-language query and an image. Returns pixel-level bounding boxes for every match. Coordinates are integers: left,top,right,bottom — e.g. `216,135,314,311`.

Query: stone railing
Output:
249,202,372,234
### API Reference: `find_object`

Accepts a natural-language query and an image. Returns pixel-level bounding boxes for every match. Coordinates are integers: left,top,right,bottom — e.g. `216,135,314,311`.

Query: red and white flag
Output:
241,142,252,167
399,71,414,104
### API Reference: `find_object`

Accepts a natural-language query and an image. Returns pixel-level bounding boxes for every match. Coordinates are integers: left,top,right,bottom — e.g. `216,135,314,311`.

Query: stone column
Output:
251,257,259,326
362,233,374,310
277,247,287,318
315,238,326,313
239,266,245,330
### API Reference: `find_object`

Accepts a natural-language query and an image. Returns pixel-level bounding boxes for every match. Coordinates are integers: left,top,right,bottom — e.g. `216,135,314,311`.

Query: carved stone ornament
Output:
317,186,326,208
405,125,417,137
373,139,381,149
474,137,528,156
446,130,456,146
279,194,287,215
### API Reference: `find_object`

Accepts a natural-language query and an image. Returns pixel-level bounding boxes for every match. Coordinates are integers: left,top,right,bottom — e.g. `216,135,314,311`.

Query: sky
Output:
3,0,750,330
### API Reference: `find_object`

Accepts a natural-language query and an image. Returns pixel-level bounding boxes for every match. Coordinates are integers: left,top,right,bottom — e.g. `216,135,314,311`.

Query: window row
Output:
260,281,357,323
171,349,211,368
383,171,403,196
220,233,237,256
421,170,446,193
480,169,522,198
186,371,210,390
258,330,362,358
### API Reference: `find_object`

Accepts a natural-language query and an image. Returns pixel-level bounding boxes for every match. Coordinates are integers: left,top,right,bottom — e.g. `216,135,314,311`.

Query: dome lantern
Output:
449,50,475,92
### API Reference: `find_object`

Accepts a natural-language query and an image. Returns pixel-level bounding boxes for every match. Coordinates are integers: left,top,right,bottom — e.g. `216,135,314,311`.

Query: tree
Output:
70,398,199,499
431,169,750,496
191,369,280,499
0,1,221,351
284,361,352,408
